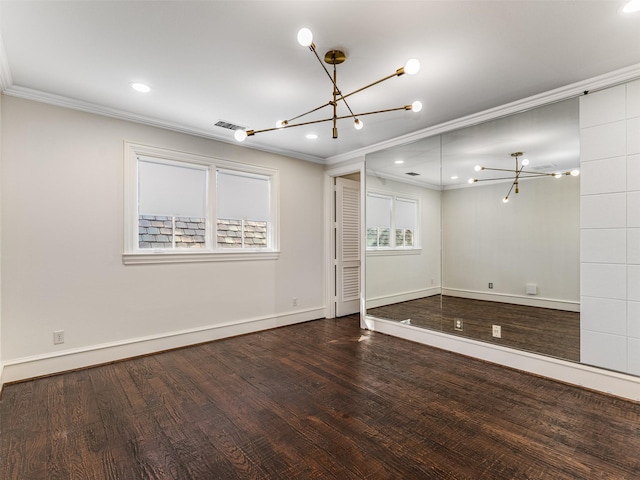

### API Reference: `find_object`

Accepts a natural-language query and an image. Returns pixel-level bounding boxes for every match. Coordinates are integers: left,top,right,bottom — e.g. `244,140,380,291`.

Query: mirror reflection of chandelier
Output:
234,28,423,142
467,151,580,203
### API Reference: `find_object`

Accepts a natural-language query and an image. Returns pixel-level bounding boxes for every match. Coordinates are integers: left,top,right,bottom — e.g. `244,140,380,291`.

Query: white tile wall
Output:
629,301,640,339
580,193,626,229
580,80,639,375
581,296,627,335
628,338,640,376
629,154,640,191
629,191,640,227
581,330,627,372
580,156,627,195
628,117,640,155
581,229,626,264
581,263,627,300
579,84,626,128
629,229,640,265
629,265,640,302
628,79,640,118
580,121,627,162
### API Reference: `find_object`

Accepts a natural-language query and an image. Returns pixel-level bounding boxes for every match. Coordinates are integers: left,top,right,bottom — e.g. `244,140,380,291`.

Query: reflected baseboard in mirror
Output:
366,296,579,362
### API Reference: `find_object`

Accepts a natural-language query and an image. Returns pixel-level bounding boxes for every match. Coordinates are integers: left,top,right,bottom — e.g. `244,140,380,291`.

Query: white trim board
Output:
2,307,324,385
364,316,640,403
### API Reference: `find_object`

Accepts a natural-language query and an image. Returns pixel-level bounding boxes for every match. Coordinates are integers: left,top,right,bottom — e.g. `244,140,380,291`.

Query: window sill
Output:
366,248,422,257
123,250,280,265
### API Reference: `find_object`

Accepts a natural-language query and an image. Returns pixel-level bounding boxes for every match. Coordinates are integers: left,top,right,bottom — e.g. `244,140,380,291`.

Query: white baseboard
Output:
1,307,324,385
366,287,441,309
442,288,580,312
364,316,640,403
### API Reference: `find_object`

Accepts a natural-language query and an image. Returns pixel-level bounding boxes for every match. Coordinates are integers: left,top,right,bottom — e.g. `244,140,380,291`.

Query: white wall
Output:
0,96,325,383
442,175,580,309
365,175,441,307
580,80,640,375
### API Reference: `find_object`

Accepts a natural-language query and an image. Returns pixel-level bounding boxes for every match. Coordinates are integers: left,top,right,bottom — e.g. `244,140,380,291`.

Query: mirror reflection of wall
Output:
365,98,581,362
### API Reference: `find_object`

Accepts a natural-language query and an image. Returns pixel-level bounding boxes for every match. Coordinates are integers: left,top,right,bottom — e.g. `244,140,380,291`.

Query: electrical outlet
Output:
292,297,298,307
492,325,501,338
454,319,463,331
488,282,494,289
53,330,65,345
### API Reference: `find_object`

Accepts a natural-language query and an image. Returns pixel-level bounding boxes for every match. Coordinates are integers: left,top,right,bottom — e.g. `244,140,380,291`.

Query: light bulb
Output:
502,197,509,203
404,58,420,75
474,165,482,172
394,160,404,165
521,158,529,166
554,172,563,178
571,169,580,176
622,0,640,13
234,129,247,142
468,178,476,184
276,120,287,128
131,82,150,93
297,28,313,47
411,100,422,112
354,118,364,130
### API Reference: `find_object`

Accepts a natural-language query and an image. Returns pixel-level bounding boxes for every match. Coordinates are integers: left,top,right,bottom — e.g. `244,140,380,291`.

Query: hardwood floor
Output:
367,296,580,362
1,316,637,479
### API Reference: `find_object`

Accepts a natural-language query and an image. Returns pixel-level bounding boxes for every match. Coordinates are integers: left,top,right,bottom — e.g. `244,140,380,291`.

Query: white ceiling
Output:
1,1,639,165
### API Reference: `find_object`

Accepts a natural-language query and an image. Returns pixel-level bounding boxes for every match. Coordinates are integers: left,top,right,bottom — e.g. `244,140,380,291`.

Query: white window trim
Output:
366,189,420,252
123,142,280,265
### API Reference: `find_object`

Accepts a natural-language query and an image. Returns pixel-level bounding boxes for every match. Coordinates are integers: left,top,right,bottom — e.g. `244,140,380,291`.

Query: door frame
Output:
324,161,366,325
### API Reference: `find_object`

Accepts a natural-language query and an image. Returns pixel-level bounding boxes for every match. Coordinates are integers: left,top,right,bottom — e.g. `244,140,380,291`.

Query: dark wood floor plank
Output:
2,316,639,479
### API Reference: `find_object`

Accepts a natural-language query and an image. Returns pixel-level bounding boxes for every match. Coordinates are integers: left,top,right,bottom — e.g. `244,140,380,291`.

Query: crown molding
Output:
326,63,640,165
1,84,327,164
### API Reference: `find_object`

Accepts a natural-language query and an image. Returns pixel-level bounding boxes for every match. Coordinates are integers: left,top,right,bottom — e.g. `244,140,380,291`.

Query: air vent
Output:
405,172,421,176
214,120,245,131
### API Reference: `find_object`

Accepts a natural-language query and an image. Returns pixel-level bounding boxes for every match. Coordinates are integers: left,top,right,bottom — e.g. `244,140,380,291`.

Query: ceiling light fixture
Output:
621,0,640,13
234,28,422,142
131,82,151,93
467,152,580,203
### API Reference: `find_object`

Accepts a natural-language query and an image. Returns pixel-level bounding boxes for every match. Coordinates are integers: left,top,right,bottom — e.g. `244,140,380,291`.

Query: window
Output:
124,143,279,264
216,170,270,249
366,192,418,250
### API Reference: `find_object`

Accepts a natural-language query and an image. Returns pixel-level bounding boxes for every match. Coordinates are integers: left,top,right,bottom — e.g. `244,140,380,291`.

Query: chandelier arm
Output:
249,116,335,135
344,105,412,117
247,104,414,136
340,72,403,101
284,101,334,124
503,180,517,201
309,45,357,119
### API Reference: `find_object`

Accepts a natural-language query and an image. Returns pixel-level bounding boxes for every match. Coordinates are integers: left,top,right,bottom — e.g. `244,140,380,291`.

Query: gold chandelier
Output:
468,152,580,203
234,28,422,142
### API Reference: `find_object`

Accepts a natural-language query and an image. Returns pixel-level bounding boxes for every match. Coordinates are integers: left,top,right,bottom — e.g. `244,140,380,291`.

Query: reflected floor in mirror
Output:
367,296,580,362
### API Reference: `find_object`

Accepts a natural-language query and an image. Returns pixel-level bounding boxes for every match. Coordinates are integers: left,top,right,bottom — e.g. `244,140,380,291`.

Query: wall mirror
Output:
365,97,581,363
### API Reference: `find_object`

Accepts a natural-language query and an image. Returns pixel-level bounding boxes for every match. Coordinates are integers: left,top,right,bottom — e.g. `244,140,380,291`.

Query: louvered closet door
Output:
335,177,361,316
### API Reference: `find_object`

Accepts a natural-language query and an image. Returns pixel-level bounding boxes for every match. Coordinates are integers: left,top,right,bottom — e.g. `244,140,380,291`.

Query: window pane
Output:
366,194,391,228
395,198,417,230
139,215,173,249
217,170,270,221
138,159,207,217
378,228,390,247
175,217,206,248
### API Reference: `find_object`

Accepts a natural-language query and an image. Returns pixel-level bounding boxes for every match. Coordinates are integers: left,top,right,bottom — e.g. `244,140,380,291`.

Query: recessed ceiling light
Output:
394,160,404,164
131,82,151,93
620,0,640,13
306,133,318,140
